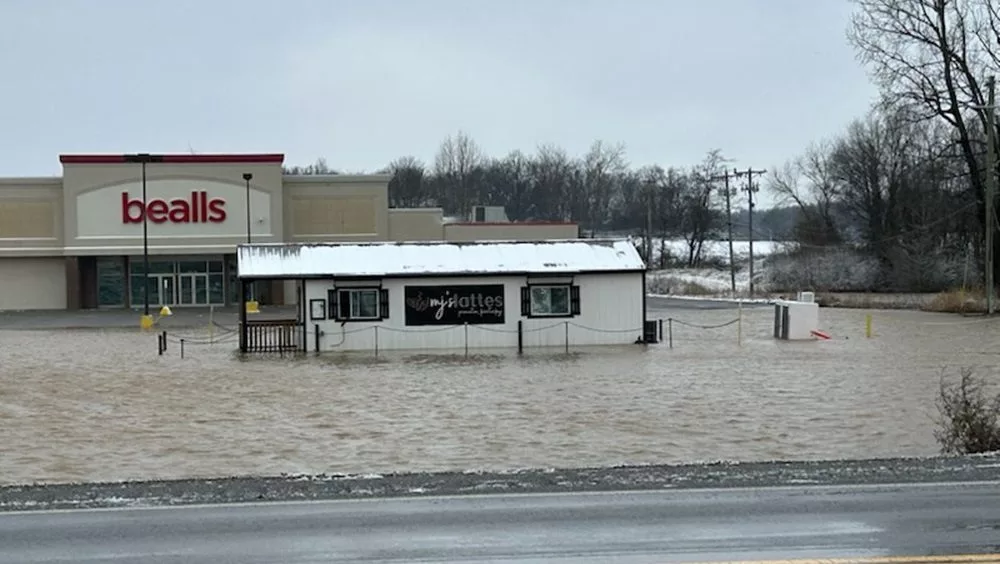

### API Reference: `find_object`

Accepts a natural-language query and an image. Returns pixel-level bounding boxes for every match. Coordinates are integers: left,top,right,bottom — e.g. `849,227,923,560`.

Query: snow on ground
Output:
647,239,784,262
640,239,786,297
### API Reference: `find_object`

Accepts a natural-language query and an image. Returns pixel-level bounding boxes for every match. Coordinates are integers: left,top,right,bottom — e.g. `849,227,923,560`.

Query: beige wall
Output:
387,208,445,241
443,222,580,242
283,175,391,242
0,178,63,257
61,160,284,256
0,257,66,309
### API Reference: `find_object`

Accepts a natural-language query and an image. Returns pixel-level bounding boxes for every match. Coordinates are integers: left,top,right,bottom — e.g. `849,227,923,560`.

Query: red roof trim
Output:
59,153,285,164
448,221,579,226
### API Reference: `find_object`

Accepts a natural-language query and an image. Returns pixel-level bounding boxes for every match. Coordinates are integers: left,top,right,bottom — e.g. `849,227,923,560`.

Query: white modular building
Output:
236,239,648,353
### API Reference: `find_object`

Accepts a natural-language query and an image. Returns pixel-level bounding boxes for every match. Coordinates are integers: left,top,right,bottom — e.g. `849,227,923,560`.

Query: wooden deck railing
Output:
242,319,302,353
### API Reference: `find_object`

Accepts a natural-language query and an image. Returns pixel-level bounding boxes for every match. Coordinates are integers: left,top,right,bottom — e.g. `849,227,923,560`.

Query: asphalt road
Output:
2,482,999,564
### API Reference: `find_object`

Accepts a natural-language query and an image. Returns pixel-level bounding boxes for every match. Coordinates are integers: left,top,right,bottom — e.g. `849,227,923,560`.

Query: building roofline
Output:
239,238,618,250
281,173,392,182
445,221,578,226
0,176,62,185
237,268,645,281
59,153,285,165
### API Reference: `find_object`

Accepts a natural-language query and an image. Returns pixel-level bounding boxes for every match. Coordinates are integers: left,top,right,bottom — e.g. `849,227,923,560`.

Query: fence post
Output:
517,320,523,354
162,330,168,351
564,321,569,353
658,318,664,342
374,326,379,356
157,333,163,355
180,339,185,359
314,324,320,354
464,322,469,357
668,318,673,349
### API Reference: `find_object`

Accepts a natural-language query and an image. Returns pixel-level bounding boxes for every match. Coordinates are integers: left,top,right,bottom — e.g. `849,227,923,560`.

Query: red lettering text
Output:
121,191,227,224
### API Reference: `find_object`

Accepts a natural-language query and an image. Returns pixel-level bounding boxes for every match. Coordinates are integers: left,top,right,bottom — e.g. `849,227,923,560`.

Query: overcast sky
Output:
0,0,876,207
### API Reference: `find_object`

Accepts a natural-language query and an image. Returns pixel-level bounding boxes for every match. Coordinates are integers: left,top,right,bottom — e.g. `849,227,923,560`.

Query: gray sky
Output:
1,0,875,207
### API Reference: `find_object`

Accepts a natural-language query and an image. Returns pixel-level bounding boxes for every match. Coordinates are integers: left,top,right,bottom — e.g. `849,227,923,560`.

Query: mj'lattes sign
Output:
404,284,505,325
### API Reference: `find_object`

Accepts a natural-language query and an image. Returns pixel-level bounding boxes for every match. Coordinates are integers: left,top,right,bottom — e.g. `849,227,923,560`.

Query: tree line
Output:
286,0,1000,294
286,137,776,270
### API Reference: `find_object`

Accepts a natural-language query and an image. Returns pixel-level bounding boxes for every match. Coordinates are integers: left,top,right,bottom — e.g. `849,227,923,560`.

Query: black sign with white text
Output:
403,284,505,325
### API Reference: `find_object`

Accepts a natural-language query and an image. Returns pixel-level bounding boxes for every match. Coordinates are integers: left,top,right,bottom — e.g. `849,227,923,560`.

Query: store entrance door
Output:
151,274,176,307
178,273,210,306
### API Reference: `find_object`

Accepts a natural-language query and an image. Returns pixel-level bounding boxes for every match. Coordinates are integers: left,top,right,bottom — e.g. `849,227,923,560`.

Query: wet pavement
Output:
2,477,1000,563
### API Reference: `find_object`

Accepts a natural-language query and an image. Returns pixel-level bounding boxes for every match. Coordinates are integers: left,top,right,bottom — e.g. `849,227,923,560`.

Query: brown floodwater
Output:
1,306,997,485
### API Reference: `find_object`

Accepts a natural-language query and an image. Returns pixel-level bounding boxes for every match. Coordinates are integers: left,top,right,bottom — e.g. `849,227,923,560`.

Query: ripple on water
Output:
1,308,999,485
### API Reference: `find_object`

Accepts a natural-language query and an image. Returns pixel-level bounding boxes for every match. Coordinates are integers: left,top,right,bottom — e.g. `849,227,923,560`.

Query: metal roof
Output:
236,239,645,279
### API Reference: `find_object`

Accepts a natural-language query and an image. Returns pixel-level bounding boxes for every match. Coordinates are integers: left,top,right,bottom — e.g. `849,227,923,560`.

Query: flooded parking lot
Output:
1,303,998,486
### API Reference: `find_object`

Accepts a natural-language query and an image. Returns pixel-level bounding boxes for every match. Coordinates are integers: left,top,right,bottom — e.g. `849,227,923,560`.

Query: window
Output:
521,284,580,317
328,287,389,321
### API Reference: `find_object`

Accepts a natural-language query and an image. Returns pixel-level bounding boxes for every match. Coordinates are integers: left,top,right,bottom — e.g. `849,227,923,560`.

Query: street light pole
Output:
123,153,162,328
243,173,253,244
242,172,255,308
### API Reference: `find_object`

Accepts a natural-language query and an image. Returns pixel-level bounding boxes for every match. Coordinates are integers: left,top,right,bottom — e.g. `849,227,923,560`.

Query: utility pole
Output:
986,75,997,315
710,170,737,295
733,167,767,295
644,180,654,267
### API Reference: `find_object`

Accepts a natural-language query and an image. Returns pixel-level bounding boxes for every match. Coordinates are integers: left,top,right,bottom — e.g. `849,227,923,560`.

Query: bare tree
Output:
433,130,485,218
385,156,427,208
679,151,725,267
581,140,628,236
768,143,843,247
529,144,578,221
848,0,1000,278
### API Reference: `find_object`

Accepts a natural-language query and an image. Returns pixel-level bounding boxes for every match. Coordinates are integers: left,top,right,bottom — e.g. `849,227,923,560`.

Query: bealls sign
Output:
121,191,227,224
404,284,505,326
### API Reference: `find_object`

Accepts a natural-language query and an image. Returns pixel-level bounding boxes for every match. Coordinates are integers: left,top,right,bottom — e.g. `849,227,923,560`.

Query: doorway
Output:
177,273,210,306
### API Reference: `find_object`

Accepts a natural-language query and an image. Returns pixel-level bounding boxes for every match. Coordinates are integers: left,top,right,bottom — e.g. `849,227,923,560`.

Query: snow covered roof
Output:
237,239,645,279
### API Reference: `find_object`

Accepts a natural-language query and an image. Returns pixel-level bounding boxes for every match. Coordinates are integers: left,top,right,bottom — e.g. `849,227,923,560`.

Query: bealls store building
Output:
0,153,578,311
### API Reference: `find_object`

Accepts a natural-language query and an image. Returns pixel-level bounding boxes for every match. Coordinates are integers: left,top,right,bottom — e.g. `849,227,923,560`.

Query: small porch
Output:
237,277,306,354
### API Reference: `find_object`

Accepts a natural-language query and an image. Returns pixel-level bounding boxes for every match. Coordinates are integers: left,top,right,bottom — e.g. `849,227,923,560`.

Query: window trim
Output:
328,286,390,322
521,283,581,319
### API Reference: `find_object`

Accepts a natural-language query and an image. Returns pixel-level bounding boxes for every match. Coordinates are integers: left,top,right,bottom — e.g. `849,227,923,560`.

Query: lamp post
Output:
243,172,253,244
123,153,163,328
242,172,256,310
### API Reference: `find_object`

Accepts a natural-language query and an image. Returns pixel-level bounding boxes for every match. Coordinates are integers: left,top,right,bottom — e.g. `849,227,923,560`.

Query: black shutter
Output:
520,286,530,316
570,285,581,315
328,289,339,320
339,290,351,320
379,288,389,319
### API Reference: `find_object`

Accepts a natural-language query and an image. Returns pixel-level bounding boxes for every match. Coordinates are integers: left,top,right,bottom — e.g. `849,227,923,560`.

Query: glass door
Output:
179,274,195,305
194,274,209,305
178,273,211,305
154,274,176,306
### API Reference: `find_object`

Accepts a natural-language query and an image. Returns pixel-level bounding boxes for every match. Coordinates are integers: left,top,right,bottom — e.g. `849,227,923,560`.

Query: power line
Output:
709,170,738,294
732,167,767,294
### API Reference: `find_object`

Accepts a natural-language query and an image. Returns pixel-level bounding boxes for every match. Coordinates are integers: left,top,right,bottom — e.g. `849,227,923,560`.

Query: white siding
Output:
0,258,66,310
303,272,644,353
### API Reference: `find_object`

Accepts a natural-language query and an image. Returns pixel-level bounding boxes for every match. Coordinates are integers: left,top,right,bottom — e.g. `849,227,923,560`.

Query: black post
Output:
314,324,320,353
517,320,523,354
123,153,163,324
239,280,248,353
243,172,254,304
141,159,150,316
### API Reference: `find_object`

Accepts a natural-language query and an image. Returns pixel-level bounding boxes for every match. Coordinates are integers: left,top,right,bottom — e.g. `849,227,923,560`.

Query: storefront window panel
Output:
96,257,125,307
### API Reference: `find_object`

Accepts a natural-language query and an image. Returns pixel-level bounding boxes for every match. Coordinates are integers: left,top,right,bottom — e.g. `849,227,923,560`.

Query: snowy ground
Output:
639,238,785,298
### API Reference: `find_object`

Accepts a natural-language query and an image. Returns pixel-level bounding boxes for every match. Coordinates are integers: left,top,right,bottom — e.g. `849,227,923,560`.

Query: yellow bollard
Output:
865,313,873,338
139,314,154,330
245,300,260,314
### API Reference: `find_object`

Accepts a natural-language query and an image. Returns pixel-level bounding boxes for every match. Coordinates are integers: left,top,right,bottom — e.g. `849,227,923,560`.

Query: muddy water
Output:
1,307,998,485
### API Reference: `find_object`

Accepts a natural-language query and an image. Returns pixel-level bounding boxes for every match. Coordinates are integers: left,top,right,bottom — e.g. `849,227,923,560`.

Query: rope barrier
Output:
157,314,751,357
670,318,741,330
